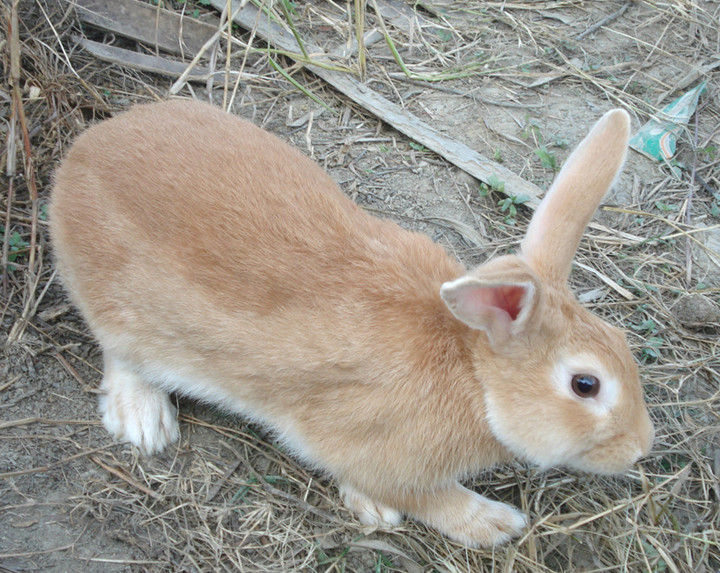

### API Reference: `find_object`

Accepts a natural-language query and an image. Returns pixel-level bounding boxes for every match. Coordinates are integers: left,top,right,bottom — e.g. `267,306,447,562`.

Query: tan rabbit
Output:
50,100,654,547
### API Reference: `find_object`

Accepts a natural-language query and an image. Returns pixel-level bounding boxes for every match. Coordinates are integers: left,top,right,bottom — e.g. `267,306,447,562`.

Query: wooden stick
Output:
75,0,219,59
90,456,165,501
211,0,542,208
0,446,109,479
77,36,214,80
575,1,631,41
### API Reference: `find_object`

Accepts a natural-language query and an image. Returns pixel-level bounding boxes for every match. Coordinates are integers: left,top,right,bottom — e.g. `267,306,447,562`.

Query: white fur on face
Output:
483,353,623,471
483,391,579,470
550,353,620,415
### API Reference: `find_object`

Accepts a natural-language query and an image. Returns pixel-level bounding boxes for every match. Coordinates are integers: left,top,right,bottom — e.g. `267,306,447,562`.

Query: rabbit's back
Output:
53,101,386,308
50,100,465,415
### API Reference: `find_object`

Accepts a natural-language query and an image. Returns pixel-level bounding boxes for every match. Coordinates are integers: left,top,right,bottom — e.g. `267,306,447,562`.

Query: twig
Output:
388,75,546,107
0,389,40,410
574,261,634,300
205,458,243,502
355,0,366,78
0,446,109,479
2,178,14,298
54,351,94,391
6,259,51,344
0,375,20,393
685,105,701,286
90,456,165,501
277,0,308,60
169,0,248,96
219,441,342,524
693,172,716,196
9,1,38,278
78,36,213,80
575,1,631,41
3,1,20,298
0,544,75,560
0,416,99,430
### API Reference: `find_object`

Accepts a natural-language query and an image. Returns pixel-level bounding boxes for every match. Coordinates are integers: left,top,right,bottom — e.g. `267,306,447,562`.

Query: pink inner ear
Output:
476,285,526,321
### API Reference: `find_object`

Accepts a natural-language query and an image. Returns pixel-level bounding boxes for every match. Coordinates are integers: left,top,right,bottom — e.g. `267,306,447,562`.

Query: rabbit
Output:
49,99,654,547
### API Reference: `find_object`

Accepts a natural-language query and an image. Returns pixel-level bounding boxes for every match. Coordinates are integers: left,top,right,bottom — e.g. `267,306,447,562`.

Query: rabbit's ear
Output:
440,275,537,346
521,109,630,285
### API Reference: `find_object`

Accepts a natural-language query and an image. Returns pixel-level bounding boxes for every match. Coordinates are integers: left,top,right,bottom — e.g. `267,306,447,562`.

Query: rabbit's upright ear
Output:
521,109,630,285
440,271,538,346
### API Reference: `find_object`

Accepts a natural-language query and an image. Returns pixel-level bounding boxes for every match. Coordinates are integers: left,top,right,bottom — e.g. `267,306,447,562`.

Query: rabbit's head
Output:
442,110,654,474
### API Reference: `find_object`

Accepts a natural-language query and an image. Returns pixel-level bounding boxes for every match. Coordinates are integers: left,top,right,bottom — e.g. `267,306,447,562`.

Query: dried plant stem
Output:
90,456,165,501
354,0,366,78
575,1,631,41
685,106,702,286
9,0,38,278
0,446,109,479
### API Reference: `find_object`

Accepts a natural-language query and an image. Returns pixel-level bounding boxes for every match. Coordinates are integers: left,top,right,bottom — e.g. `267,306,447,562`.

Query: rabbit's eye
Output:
571,374,600,398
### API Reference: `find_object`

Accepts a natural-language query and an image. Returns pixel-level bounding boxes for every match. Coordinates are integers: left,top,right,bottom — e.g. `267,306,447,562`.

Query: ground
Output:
1,1,719,572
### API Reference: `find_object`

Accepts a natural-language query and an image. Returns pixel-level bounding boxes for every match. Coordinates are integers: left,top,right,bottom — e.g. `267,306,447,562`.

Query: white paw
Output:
340,484,403,528
99,361,179,455
452,492,527,547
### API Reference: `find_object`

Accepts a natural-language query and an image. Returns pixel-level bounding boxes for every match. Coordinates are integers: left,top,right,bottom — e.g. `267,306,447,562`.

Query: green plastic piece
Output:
629,81,706,161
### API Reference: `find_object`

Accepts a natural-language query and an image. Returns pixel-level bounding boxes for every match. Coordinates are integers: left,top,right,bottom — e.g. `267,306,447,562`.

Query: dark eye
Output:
571,374,600,398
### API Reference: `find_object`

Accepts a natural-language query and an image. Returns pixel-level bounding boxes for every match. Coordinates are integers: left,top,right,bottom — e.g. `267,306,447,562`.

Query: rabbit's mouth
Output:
571,431,654,476
485,395,653,476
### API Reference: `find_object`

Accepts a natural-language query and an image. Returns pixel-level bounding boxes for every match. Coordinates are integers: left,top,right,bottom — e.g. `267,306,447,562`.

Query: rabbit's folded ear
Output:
521,109,630,285
440,274,538,346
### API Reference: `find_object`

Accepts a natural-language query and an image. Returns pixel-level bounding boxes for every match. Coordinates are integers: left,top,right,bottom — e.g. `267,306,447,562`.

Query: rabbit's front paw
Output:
451,492,527,547
99,358,179,455
410,483,527,547
340,484,403,528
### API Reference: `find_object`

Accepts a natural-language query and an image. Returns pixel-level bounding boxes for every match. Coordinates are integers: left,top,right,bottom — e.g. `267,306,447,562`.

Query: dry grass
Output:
1,0,719,571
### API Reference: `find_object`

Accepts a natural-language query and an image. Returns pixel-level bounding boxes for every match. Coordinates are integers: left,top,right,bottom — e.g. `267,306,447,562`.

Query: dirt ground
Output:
1,1,719,571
